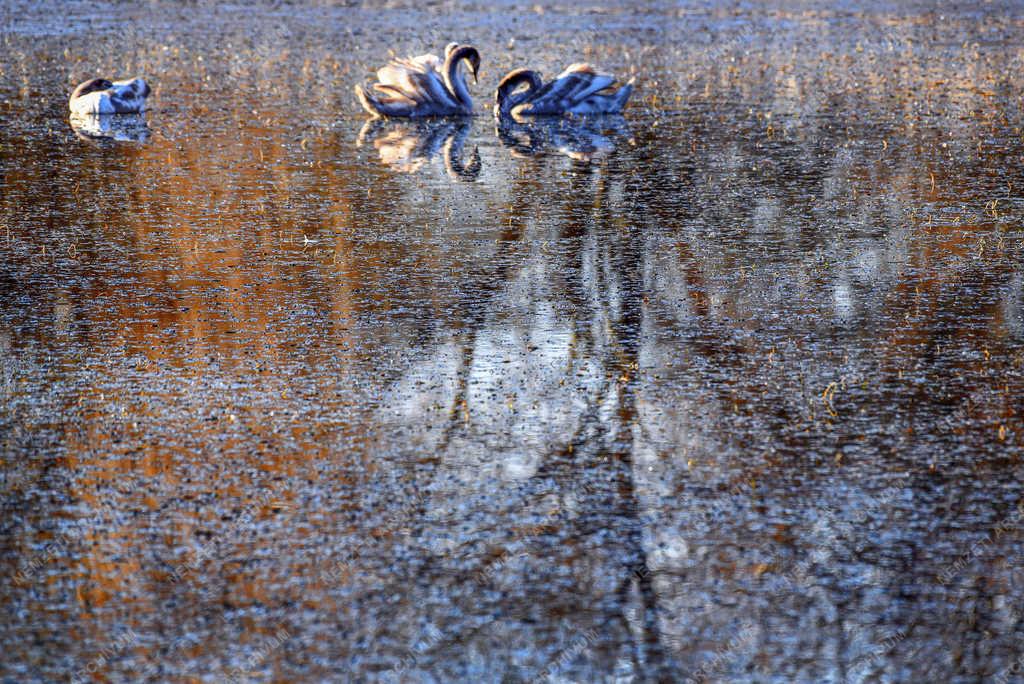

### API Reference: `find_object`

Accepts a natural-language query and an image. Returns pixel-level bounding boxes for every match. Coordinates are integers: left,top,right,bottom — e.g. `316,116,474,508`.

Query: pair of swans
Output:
356,43,633,119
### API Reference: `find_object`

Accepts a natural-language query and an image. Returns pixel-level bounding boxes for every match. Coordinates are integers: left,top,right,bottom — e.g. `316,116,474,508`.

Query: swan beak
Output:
470,53,481,85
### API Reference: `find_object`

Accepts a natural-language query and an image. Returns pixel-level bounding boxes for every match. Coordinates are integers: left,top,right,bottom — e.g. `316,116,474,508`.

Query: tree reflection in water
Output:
1,2,1023,682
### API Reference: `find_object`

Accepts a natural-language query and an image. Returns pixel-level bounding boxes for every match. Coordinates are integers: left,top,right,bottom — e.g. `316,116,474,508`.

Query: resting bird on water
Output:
68,77,151,115
493,64,633,119
356,43,481,118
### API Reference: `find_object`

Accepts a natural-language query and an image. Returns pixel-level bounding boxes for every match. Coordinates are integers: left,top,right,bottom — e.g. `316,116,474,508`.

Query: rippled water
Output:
2,1,1024,682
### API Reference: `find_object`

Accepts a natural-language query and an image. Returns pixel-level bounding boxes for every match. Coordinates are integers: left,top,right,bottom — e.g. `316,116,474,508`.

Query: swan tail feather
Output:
357,83,411,117
612,80,634,112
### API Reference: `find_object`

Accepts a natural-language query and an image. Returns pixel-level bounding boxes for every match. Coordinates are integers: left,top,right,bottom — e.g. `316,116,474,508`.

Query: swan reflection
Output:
496,115,633,162
357,118,481,181
69,113,150,143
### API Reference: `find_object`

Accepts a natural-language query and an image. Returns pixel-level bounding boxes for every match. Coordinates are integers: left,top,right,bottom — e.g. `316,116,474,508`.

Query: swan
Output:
69,77,151,115
493,64,633,119
356,43,481,118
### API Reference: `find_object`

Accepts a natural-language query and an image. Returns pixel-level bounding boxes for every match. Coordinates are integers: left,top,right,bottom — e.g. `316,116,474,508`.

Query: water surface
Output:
2,1,1024,682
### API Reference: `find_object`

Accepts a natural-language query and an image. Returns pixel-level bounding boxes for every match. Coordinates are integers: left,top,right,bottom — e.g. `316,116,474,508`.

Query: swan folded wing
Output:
378,53,441,82
376,60,457,109
357,83,417,117
570,78,634,115
406,53,443,72
515,66,617,115
70,92,113,115
108,79,149,113
417,70,461,109
520,75,585,114
557,64,617,103
371,84,418,103
376,63,425,93
561,73,614,105
109,89,141,113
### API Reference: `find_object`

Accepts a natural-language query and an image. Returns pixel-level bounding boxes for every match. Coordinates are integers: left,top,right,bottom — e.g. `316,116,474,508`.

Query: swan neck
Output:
444,48,475,112
496,71,541,115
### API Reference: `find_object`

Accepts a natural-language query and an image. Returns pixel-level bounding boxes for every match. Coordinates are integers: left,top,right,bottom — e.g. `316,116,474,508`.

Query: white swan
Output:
494,64,633,119
356,43,480,118
69,77,151,115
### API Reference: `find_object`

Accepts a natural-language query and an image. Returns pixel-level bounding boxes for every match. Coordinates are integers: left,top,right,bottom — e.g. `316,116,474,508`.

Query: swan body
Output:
494,64,633,119
356,43,481,118
69,77,151,115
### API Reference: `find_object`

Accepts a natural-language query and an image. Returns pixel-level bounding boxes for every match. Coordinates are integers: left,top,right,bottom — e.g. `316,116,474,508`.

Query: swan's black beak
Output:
469,51,481,85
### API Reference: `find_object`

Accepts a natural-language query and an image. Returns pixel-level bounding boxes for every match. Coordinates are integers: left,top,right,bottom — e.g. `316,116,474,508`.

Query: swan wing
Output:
379,52,442,81
376,63,425,94
376,54,458,108
517,65,618,115
371,84,418,103
569,74,618,103
520,74,586,114
357,83,418,117
407,53,443,72
376,53,438,90
556,64,616,104
106,78,149,113
569,80,634,115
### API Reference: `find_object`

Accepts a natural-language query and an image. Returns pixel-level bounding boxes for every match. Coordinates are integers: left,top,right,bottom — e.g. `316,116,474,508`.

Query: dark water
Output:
2,1,1024,682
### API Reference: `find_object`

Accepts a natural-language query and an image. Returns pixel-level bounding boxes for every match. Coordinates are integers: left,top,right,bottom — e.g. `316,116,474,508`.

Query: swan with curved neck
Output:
356,43,481,118
493,69,544,118
442,44,480,113
493,63,633,120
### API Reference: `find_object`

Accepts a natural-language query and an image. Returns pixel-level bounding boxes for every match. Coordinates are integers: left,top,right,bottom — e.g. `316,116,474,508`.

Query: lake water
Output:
2,1,1023,682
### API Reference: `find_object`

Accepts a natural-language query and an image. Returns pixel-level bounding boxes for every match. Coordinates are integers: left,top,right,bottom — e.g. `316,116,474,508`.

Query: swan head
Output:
493,69,542,118
446,44,480,84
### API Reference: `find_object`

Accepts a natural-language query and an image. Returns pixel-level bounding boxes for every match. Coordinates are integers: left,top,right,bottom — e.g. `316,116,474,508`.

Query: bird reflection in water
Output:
69,113,151,143
496,115,633,162
356,118,481,181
